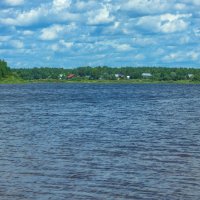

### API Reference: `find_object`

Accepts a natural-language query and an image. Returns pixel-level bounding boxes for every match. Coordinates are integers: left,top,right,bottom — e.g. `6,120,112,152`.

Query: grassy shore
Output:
0,75,29,84
0,76,199,84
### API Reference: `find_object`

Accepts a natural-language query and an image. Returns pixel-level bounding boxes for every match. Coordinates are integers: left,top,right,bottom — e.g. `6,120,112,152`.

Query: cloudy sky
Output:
0,0,200,68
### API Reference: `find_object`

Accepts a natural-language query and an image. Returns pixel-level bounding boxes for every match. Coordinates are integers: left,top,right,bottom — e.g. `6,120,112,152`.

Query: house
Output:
142,73,152,78
67,74,75,79
188,74,194,78
115,73,124,79
58,74,65,80
127,75,130,79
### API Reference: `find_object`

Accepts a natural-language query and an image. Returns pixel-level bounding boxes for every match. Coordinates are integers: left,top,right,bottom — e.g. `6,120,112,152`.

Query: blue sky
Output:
0,0,200,68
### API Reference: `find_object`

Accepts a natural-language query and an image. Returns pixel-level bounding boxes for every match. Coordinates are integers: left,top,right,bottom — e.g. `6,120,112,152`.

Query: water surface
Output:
0,83,200,199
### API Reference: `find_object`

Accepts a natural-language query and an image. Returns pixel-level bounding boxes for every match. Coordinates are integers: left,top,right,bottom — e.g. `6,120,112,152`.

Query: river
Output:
0,83,200,199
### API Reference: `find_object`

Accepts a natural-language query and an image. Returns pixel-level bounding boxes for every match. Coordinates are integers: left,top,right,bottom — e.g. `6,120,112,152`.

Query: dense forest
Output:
12,66,200,81
0,60,10,79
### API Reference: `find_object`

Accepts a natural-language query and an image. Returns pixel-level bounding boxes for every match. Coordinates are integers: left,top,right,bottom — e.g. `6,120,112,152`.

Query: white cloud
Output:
154,48,165,56
163,51,199,62
40,23,77,40
134,54,145,60
114,43,132,51
49,40,73,52
40,24,64,40
53,0,71,11
46,56,51,61
104,21,120,33
4,0,24,6
75,0,96,10
22,30,34,36
0,36,11,42
88,6,114,25
75,1,86,10
184,0,200,6
179,35,190,44
10,40,24,48
187,51,199,61
1,6,47,26
137,13,191,33
161,20,187,33
59,40,73,48
133,37,156,46
50,43,59,51
96,40,132,52
122,0,169,14
193,0,200,5
194,28,200,37
65,22,77,31
54,12,80,22
164,53,179,60
0,0,199,67
1,2,76,27
174,3,187,10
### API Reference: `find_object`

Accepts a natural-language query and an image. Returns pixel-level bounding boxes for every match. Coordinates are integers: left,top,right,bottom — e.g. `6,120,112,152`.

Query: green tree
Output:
0,59,10,79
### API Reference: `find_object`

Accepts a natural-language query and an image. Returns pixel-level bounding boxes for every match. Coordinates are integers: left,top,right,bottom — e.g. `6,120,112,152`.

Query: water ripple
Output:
0,83,200,199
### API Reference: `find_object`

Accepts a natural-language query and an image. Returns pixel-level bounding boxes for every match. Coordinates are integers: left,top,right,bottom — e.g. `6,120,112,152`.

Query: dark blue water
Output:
0,83,200,200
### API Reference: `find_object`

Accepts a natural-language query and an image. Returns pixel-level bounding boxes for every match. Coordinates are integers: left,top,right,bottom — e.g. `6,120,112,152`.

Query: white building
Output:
188,74,194,78
142,73,152,78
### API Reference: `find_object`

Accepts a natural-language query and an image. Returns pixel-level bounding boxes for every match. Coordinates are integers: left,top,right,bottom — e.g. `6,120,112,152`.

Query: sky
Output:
0,0,200,68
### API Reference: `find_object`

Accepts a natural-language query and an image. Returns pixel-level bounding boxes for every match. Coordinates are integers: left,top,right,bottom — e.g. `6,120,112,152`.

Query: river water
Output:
0,83,200,199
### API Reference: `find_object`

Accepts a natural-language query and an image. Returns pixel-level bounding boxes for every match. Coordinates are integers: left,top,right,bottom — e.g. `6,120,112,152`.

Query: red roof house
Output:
67,74,75,79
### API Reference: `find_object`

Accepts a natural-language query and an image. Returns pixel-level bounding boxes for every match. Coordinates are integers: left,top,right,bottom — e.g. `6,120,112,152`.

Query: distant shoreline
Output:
0,76,200,85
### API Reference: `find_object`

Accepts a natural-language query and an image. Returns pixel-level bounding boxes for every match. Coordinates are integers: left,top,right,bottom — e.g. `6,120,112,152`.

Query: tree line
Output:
0,60,10,79
12,66,200,81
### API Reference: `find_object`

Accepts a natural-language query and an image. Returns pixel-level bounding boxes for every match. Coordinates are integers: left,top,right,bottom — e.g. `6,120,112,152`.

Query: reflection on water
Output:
0,83,200,199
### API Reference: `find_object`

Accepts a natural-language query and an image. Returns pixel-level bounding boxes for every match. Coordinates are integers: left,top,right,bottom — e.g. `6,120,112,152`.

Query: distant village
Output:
12,66,198,81
58,72,194,80
59,72,155,80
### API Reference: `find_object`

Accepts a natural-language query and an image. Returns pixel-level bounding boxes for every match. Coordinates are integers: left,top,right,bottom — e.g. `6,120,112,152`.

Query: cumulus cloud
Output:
0,0,199,67
0,1,77,27
95,40,132,52
53,0,71,11
163,51,199,62
1,6,47,26
88,6,114,25
40,23,77,40
101,21,123,35
75,0,96,10
4,0,24,6
114,43,132,51
50,40,73,52
121,0,169,14
40,25,64,40
136,13,191,33
132,37,156,46
22,30,34,36
59,40,73,48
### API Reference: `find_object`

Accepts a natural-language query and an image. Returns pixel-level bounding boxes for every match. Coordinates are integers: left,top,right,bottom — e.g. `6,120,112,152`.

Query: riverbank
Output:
1,76,200,84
